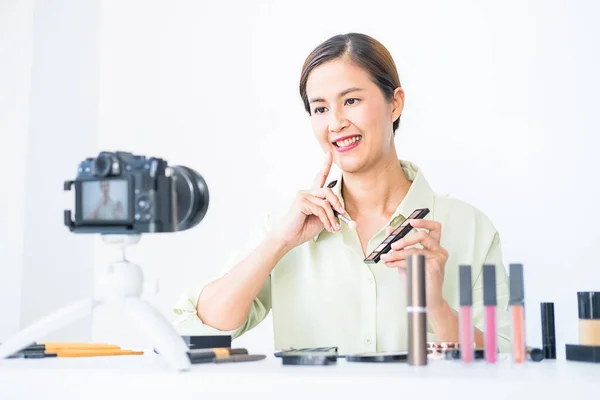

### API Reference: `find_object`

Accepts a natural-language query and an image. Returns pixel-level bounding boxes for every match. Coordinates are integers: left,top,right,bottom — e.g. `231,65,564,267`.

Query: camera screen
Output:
81,180,129,221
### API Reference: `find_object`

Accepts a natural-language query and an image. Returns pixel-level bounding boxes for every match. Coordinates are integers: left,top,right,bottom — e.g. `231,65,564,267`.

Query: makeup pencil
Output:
483,264,497,363
459,265,474,363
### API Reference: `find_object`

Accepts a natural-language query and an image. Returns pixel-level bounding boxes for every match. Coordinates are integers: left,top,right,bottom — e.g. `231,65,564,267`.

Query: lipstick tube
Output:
459,265,473,363
483,264,497,363
509,263,526,364
407,254,427,366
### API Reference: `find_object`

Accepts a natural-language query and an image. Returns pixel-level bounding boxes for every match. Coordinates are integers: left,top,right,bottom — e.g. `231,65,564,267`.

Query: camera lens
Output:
171,166,209,231
93,153,116,177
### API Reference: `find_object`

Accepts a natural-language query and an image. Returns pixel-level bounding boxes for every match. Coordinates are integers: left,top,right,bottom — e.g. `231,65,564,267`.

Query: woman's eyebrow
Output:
309,87,365,104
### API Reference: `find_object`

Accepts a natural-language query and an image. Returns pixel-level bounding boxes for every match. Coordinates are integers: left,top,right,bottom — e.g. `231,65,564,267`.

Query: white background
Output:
1,0,599,360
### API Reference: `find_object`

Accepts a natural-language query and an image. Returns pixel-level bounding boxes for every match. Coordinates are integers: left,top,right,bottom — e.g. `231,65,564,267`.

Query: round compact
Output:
345,352,408,363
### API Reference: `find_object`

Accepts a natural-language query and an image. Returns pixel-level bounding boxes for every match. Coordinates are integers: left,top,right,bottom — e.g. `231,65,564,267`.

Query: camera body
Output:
65,151,209,234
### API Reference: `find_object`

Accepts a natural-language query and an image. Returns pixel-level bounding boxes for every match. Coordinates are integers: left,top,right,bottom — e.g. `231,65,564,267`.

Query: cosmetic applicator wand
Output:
334,210,357,230
327,180,357,230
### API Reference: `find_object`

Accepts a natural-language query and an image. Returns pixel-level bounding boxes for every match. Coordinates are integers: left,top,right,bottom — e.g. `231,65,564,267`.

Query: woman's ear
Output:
391,87,405,121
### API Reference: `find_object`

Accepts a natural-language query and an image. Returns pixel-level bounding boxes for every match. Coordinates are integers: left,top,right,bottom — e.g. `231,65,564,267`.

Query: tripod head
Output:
101,233,141,259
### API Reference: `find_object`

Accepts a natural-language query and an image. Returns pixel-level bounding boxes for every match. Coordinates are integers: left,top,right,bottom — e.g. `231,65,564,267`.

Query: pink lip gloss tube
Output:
483,264,497,363
459,265,473,363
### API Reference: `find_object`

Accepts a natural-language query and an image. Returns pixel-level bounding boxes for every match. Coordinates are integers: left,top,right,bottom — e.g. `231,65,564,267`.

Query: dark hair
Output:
299,33,402,133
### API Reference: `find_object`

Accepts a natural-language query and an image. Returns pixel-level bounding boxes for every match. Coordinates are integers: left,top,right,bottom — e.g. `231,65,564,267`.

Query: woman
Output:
173,33,511,355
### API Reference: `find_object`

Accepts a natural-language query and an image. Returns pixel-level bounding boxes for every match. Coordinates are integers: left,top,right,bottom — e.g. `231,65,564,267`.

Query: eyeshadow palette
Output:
363,208,430,264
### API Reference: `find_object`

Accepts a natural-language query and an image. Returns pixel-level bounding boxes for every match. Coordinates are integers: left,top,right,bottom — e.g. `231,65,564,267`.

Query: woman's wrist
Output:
427,300,460,342
265,231,293,258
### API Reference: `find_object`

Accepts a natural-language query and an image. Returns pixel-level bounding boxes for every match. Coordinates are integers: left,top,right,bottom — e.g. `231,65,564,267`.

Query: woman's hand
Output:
380,219,449,312
272,151,348,250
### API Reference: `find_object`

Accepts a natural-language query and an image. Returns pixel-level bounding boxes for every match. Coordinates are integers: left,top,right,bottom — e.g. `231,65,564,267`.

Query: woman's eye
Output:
314,107,327,114
345,98,359,105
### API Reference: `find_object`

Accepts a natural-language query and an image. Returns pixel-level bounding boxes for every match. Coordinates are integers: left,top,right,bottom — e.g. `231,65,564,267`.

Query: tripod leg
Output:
123,298,191,371
0,298,95,359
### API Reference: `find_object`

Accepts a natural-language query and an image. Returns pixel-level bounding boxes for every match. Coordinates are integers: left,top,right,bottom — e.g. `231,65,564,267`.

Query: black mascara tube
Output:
541,302,556,359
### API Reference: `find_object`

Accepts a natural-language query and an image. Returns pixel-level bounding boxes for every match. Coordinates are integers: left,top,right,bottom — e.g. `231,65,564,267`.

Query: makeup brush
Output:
327,180,357,230
334,210,357,230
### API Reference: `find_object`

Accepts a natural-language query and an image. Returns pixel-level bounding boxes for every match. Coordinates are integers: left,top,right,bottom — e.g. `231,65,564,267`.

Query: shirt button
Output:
365,337,372,345
368,277,374,284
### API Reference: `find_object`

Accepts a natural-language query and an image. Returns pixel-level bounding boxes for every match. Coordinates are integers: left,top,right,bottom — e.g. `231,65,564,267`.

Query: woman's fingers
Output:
311,187,346,215
299,198,334,232
307,194,340,231
391,230,441,252
406,218,442,242
311,151,333,189
380,248,432,268
385,225,395,237
299,194,340,232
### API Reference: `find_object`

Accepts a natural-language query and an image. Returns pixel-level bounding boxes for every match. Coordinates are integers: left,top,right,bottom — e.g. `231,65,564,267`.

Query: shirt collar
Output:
314,159,435,241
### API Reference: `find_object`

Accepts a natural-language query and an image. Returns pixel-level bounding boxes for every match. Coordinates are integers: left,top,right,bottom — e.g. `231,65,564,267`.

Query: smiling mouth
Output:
332,135,362,148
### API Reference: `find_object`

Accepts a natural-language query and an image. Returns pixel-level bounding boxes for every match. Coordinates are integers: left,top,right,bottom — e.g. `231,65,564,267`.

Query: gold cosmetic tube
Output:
407,254,427,366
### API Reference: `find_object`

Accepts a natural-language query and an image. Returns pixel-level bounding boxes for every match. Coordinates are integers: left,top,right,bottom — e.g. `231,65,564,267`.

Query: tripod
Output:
0,234,191,371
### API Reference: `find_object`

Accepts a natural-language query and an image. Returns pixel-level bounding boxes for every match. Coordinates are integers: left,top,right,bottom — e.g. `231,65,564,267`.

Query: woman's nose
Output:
328,108,350,133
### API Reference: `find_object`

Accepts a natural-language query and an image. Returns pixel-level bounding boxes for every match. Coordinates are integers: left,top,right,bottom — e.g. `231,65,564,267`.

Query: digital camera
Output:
64,151,209,234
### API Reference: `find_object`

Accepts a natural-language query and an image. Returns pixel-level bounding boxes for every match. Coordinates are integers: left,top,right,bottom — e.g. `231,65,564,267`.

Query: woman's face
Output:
306,58,403,173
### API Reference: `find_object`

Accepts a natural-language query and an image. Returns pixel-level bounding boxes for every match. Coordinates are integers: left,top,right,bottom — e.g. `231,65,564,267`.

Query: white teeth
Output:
335,135,361,147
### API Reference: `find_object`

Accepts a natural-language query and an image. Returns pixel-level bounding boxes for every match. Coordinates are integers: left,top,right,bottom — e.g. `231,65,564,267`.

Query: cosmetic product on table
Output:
577,292,600,346
274,347,338,357
38,342,121,350
189,348,265,364
50,349,144,357
278,347,338,365
187,348,248,364
541,302,556,359
565,345,600,363
407,254,427,366
346,352,408,363
427,342,459,360
182,335,232,350
213,355,266,363
5,342,143,359
566,291,600,363
526,347,544,362
7,351,57,359
483,264,497,363
459,265,474,363
509,263,526,364
280,353,338,366
444,349,484,360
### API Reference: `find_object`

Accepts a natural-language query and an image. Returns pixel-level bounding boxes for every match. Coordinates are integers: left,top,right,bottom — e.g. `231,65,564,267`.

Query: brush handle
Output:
333,210,350,224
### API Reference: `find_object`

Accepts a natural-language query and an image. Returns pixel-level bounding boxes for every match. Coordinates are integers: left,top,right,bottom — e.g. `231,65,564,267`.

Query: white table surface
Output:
0,351,598,400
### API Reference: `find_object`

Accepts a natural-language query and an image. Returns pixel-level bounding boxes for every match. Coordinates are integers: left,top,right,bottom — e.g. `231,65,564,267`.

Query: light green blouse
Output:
173,160,511,354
